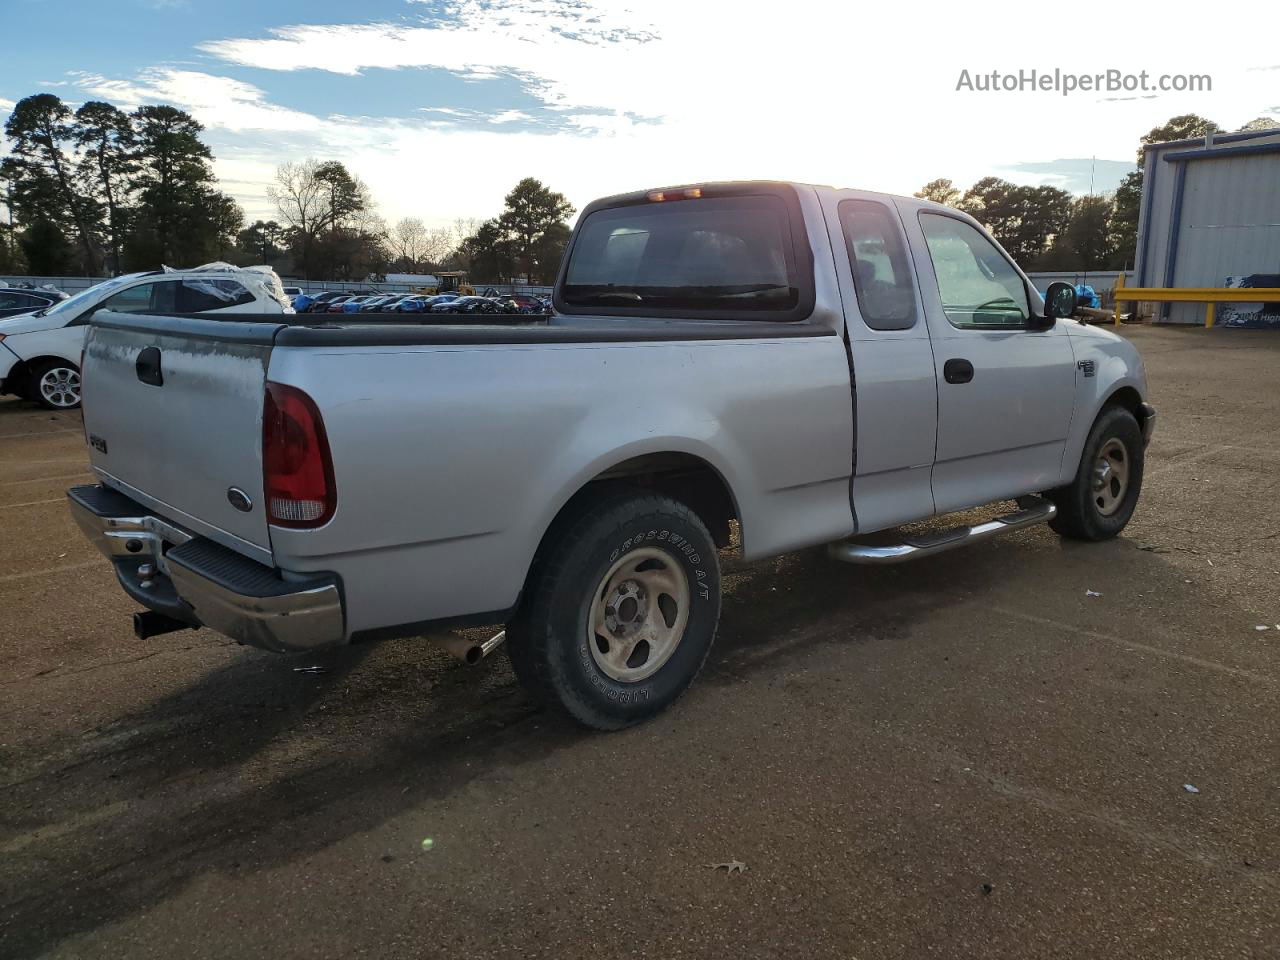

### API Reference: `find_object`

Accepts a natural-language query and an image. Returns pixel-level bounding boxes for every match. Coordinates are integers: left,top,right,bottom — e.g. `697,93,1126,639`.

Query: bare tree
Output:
268,160,327,237
422,227,454,267
269,159,375,279
391,216,429,268
452,217,480,250
268,160,327,278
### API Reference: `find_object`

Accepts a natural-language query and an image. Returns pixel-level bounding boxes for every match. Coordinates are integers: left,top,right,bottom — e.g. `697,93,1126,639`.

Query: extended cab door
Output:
897,202,1076,514
821,190,938,532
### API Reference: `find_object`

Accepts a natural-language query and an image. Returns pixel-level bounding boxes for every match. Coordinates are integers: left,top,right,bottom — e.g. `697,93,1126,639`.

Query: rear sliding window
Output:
561,194,807,319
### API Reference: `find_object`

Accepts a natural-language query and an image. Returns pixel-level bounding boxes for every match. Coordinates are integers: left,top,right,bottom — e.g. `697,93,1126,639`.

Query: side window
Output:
178,279,255,312
918,213,1031,329
838,199,917,331
100,281,178,314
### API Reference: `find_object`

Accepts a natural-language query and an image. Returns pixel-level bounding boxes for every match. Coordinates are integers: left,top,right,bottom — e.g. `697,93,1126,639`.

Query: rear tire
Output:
1048,405,1143,541
29,359,82,410
508,491,721,730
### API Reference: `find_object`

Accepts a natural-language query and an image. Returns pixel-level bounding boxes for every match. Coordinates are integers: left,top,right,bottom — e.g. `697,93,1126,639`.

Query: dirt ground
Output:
1,325,1278,959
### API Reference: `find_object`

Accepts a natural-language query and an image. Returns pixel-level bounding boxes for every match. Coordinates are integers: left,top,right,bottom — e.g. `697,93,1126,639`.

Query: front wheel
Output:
1048,405,1144,540
508,491,721,730
30,359,82,410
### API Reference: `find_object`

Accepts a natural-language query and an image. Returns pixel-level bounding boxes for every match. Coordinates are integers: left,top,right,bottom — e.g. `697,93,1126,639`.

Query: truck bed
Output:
80,308,854,640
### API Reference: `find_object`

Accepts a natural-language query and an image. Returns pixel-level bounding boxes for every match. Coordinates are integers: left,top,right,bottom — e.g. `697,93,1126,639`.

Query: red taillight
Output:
263,382,336,528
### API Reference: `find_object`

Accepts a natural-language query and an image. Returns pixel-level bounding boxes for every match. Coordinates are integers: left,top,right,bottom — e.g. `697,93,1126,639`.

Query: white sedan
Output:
0,265,290,410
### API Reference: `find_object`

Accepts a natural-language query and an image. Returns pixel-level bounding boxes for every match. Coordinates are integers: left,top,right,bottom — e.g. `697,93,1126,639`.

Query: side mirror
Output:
1043,281,1077,321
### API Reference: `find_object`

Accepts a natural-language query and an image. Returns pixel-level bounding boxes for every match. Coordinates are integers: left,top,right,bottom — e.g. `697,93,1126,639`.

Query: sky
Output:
2,0,1277,228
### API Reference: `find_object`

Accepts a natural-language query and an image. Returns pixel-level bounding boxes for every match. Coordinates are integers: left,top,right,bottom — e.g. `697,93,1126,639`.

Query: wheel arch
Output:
537,449,742,556
1103,384,1152,432
5,354,80,395
1058,358,1148,488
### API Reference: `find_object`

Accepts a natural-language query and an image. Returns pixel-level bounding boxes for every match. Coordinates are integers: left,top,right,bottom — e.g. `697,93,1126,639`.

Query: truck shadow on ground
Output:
3,531,1147,957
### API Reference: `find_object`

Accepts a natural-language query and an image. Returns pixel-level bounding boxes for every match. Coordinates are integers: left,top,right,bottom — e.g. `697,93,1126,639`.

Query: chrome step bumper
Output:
828,497,1057,565
68,484,346,653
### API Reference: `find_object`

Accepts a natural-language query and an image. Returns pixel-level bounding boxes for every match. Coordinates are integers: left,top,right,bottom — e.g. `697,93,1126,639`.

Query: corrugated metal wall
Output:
1136,131,1280,324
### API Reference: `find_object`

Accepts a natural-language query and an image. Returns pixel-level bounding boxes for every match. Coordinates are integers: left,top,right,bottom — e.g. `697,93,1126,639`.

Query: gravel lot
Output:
2,325,1278,959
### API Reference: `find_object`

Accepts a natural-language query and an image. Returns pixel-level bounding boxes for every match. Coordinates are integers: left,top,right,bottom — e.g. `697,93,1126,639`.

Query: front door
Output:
899,205,1077,514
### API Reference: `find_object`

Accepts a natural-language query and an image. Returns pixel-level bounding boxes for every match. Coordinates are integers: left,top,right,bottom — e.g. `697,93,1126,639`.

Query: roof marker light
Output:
646,188,702,203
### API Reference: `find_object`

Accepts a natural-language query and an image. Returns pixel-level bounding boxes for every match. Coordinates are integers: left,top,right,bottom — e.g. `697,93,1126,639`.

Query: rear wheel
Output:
508,491,721,730
1048,405,1143,540
30,359,81,410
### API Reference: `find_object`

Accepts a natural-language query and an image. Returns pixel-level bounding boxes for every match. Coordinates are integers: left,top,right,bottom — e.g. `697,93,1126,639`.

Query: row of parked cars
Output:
292,291,551,317
1,270,555,411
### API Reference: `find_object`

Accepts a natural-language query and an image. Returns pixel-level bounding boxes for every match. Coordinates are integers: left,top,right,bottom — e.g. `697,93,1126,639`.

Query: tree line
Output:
259,162,573,284
914,114,1277,272
0,91,576,285
1,94,243,276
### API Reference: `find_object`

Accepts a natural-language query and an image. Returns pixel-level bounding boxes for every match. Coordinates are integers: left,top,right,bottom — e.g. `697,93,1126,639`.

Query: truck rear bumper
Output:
68,484,345,653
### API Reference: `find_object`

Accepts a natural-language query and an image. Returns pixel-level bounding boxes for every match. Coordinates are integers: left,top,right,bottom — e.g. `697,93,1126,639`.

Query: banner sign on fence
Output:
1220,275,1280,328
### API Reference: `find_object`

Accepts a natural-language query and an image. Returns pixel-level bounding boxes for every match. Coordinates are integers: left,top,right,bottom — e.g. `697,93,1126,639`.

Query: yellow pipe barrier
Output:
1111,282,1280,328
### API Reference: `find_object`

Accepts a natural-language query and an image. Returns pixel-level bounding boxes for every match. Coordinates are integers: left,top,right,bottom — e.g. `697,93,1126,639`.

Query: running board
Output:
828,498,1056,565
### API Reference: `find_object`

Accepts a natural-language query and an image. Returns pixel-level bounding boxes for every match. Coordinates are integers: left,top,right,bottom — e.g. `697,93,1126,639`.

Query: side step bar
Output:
828,497,1057,565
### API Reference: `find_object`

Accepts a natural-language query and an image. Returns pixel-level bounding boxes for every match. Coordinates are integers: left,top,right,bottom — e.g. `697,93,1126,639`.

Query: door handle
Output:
135,346,164,387
943,358,974,384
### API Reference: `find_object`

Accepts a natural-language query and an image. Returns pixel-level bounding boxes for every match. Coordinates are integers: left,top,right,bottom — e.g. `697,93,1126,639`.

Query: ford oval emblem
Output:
227,487,253,512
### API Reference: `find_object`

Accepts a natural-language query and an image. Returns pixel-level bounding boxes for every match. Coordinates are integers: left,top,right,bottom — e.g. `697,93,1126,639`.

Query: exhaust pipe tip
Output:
431,630,506,665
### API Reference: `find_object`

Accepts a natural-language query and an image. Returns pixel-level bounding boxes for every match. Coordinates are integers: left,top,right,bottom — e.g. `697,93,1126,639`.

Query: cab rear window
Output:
560,192,811,320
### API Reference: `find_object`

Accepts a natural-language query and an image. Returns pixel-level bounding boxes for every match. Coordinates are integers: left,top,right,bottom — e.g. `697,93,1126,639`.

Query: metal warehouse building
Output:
1135,127,1280,323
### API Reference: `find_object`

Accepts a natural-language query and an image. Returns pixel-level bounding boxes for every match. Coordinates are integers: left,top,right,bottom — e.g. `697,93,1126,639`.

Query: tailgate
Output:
81,311,286,563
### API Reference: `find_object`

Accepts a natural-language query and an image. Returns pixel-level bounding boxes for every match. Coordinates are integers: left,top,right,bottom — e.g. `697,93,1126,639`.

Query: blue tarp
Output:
1074,284,1098,309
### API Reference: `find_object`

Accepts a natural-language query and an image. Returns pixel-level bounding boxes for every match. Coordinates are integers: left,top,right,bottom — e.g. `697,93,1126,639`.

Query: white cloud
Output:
73,69,317,133
488,110,533,124
199,2,661,128
66,0,1280,226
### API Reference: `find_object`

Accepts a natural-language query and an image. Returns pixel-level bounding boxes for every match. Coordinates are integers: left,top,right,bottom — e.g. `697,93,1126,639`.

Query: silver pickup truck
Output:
70,181,1154,729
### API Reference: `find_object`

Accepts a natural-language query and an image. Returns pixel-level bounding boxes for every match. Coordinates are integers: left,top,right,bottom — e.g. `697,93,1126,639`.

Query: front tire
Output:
30,359,82,410
508,491,722,730
1048,405,1144,540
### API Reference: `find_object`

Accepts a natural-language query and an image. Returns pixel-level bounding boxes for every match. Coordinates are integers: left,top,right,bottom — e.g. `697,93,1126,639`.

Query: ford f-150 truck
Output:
69,182,1155,729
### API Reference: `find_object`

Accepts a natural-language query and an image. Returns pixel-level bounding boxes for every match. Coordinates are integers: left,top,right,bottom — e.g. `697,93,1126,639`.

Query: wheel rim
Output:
39,367,81,408
1091,437,1130,516
588,546,690,683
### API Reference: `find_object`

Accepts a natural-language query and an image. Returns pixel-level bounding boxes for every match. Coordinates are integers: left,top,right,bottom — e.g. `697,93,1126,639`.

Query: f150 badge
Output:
88,434,108,454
